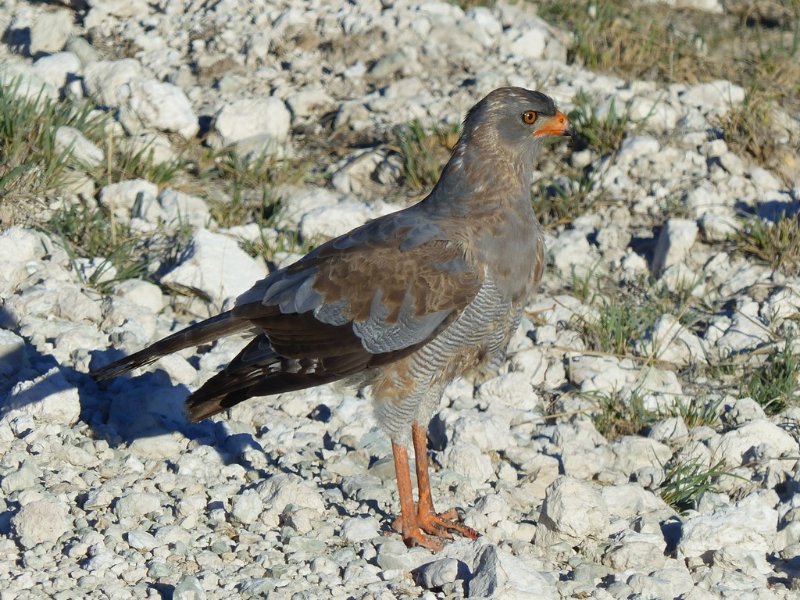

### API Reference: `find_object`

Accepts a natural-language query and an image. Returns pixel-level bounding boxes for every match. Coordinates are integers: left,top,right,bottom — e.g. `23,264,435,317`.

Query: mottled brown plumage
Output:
92,87,573,550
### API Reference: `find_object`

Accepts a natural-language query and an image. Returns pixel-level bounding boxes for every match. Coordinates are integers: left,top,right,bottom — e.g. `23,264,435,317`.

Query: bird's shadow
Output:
0,303,257,470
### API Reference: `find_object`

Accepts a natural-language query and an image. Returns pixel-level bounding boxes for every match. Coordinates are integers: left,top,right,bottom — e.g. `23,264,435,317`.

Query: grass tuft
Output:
591,391,656,440
46,202,150,292
568,90,630,157
392,120,459,193
575,277,699,356
736,214,800,276
659,458,730,514
0,79,108,206
744,334,800,414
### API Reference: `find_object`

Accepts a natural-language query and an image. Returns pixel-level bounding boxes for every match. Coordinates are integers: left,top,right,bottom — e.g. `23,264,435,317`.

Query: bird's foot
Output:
392,515,445,552
417,507,479,541
392,507,478,551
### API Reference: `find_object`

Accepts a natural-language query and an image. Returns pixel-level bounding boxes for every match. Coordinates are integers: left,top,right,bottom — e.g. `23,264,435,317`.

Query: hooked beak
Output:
533,110,575,138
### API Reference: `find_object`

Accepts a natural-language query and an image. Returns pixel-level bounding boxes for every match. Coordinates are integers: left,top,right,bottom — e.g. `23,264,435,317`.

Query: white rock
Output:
535,477,610,547
213,97,291,152
626,563,696,599
628,97,678,133
128,435,183,460
173,575,205,600
710,419,797,468
603,530,667,570
120,133,178,166
99,179,161,221
101,295,158,345
609,436,672,478
477,371,539,413
114,492,161,519
376,538,432,571
127,530,158,551
548,230,596,278
341,517,380,542
508,26,548,60
331,150,383,195
700,212,738,241
414,557,460,589
469,544,557,599
678,495,778,575
231,489,262,525
680,80,745,114
161,229,267,306
442,442,494,485
0,227,44,277
32,52,81,90
719,151,745,176
715,301,773,355
256,474,325,528
568,354,632,393
0,62,57,100
158,189,210,228
30,9,74,54
55,126,104,168
113,279,164,314
618,135,661,163
285,86,335,119
762,286,800,322
750,166,782,192
464,7,503,47
4,367,81,425
12,499,70,549
600,483,672,521
648,416,689,442
640,314,707,366
448,412,511,452
83,59,143,107
721,398,766,427
652,219,698,275
119,78,198,139
632,367,684,412
299,199,382,241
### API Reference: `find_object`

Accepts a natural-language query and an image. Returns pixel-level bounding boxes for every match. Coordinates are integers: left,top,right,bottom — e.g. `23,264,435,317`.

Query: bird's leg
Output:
391,440,443,551
411,422,479,541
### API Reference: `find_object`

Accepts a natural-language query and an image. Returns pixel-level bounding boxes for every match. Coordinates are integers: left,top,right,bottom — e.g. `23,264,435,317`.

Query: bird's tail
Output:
90,310,247,381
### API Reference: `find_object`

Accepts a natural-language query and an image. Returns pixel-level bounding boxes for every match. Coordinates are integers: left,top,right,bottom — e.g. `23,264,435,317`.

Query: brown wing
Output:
185,237,483,421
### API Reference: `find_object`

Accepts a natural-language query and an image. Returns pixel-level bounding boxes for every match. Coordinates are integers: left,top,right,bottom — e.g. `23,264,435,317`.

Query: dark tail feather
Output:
185,370,343,422
91,310,246,381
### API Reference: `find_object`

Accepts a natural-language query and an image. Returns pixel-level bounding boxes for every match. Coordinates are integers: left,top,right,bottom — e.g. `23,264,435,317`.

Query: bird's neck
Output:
422,135,537,219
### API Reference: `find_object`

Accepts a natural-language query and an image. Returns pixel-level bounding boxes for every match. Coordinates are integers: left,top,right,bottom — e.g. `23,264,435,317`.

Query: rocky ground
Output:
1,0,800,598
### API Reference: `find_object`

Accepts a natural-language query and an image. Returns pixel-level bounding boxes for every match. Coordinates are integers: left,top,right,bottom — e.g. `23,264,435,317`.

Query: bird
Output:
91,87,574,551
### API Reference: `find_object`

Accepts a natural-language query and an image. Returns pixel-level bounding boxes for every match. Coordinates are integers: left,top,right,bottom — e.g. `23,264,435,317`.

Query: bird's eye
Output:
522,111,538,125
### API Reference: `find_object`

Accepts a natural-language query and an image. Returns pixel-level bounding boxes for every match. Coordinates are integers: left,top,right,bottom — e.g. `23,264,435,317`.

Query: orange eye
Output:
522,111,538,125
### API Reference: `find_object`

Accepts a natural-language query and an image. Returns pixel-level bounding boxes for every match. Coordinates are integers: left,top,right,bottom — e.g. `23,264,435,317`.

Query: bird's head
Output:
461,87,574,158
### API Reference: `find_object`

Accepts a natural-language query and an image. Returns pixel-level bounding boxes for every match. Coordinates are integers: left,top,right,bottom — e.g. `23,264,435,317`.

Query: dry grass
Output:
537,0,800,113
736,213,800,275
391,120,460,194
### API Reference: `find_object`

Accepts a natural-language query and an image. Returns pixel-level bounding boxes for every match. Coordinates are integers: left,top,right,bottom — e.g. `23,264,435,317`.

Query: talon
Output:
418,509,478,540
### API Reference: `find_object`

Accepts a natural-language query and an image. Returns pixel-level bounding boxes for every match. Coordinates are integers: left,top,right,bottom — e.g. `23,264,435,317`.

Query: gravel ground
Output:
1,0,800,598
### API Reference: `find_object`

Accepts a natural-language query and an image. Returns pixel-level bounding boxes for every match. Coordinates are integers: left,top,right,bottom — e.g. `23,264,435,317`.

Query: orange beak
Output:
533,110,574,137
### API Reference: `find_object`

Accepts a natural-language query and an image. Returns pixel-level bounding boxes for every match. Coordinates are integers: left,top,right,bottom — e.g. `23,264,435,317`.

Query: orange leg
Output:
411,422,478,541
391,441,443,551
